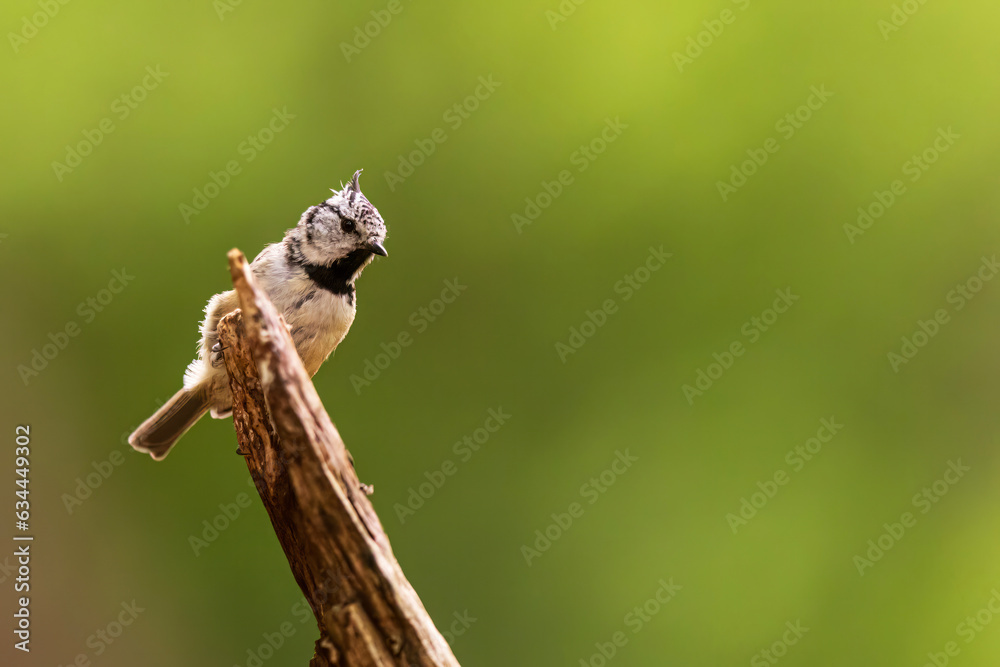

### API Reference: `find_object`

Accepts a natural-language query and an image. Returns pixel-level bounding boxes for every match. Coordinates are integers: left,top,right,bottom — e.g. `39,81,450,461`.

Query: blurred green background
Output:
3,0,1000,665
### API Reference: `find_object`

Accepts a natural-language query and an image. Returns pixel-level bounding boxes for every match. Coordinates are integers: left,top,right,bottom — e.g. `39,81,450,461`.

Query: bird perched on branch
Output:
130,170,388,460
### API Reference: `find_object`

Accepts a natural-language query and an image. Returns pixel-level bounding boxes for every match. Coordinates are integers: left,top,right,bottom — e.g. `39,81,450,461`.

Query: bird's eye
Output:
340,219,356,233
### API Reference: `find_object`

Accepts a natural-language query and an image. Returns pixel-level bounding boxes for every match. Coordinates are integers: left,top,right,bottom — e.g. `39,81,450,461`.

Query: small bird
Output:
130,170,388,460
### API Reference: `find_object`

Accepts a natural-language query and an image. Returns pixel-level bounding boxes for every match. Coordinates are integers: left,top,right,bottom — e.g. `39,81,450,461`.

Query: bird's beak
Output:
368,240,388,257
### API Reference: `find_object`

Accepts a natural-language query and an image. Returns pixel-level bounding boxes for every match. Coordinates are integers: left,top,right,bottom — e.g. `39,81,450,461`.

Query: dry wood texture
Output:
216,248,461,667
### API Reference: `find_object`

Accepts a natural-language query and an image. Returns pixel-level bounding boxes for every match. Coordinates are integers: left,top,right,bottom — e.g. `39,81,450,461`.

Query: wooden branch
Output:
216,248,461,667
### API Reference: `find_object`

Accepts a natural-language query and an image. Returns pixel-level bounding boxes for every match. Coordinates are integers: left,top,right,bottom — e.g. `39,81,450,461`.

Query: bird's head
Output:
291,170,388,279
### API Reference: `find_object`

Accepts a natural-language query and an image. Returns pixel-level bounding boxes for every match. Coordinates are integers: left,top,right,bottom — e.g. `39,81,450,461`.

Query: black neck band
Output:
300,249,371,296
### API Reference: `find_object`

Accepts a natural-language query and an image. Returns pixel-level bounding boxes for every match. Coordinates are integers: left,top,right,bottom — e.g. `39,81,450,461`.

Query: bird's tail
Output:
129,386,210,460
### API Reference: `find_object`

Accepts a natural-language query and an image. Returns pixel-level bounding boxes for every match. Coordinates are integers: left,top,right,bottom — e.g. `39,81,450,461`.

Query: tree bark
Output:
215,248,461,667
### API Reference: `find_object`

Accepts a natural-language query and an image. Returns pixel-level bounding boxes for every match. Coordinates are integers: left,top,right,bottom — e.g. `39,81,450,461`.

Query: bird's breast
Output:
283,288,356,376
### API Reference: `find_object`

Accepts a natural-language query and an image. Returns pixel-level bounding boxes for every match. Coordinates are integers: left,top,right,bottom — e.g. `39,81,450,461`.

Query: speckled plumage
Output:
130,170,387,459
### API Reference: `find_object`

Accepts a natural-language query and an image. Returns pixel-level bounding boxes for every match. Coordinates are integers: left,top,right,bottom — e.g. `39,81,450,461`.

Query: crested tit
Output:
129,170,388,459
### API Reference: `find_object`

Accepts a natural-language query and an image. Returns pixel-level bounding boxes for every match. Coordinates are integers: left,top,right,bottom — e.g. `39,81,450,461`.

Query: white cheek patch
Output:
301,230,354,265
